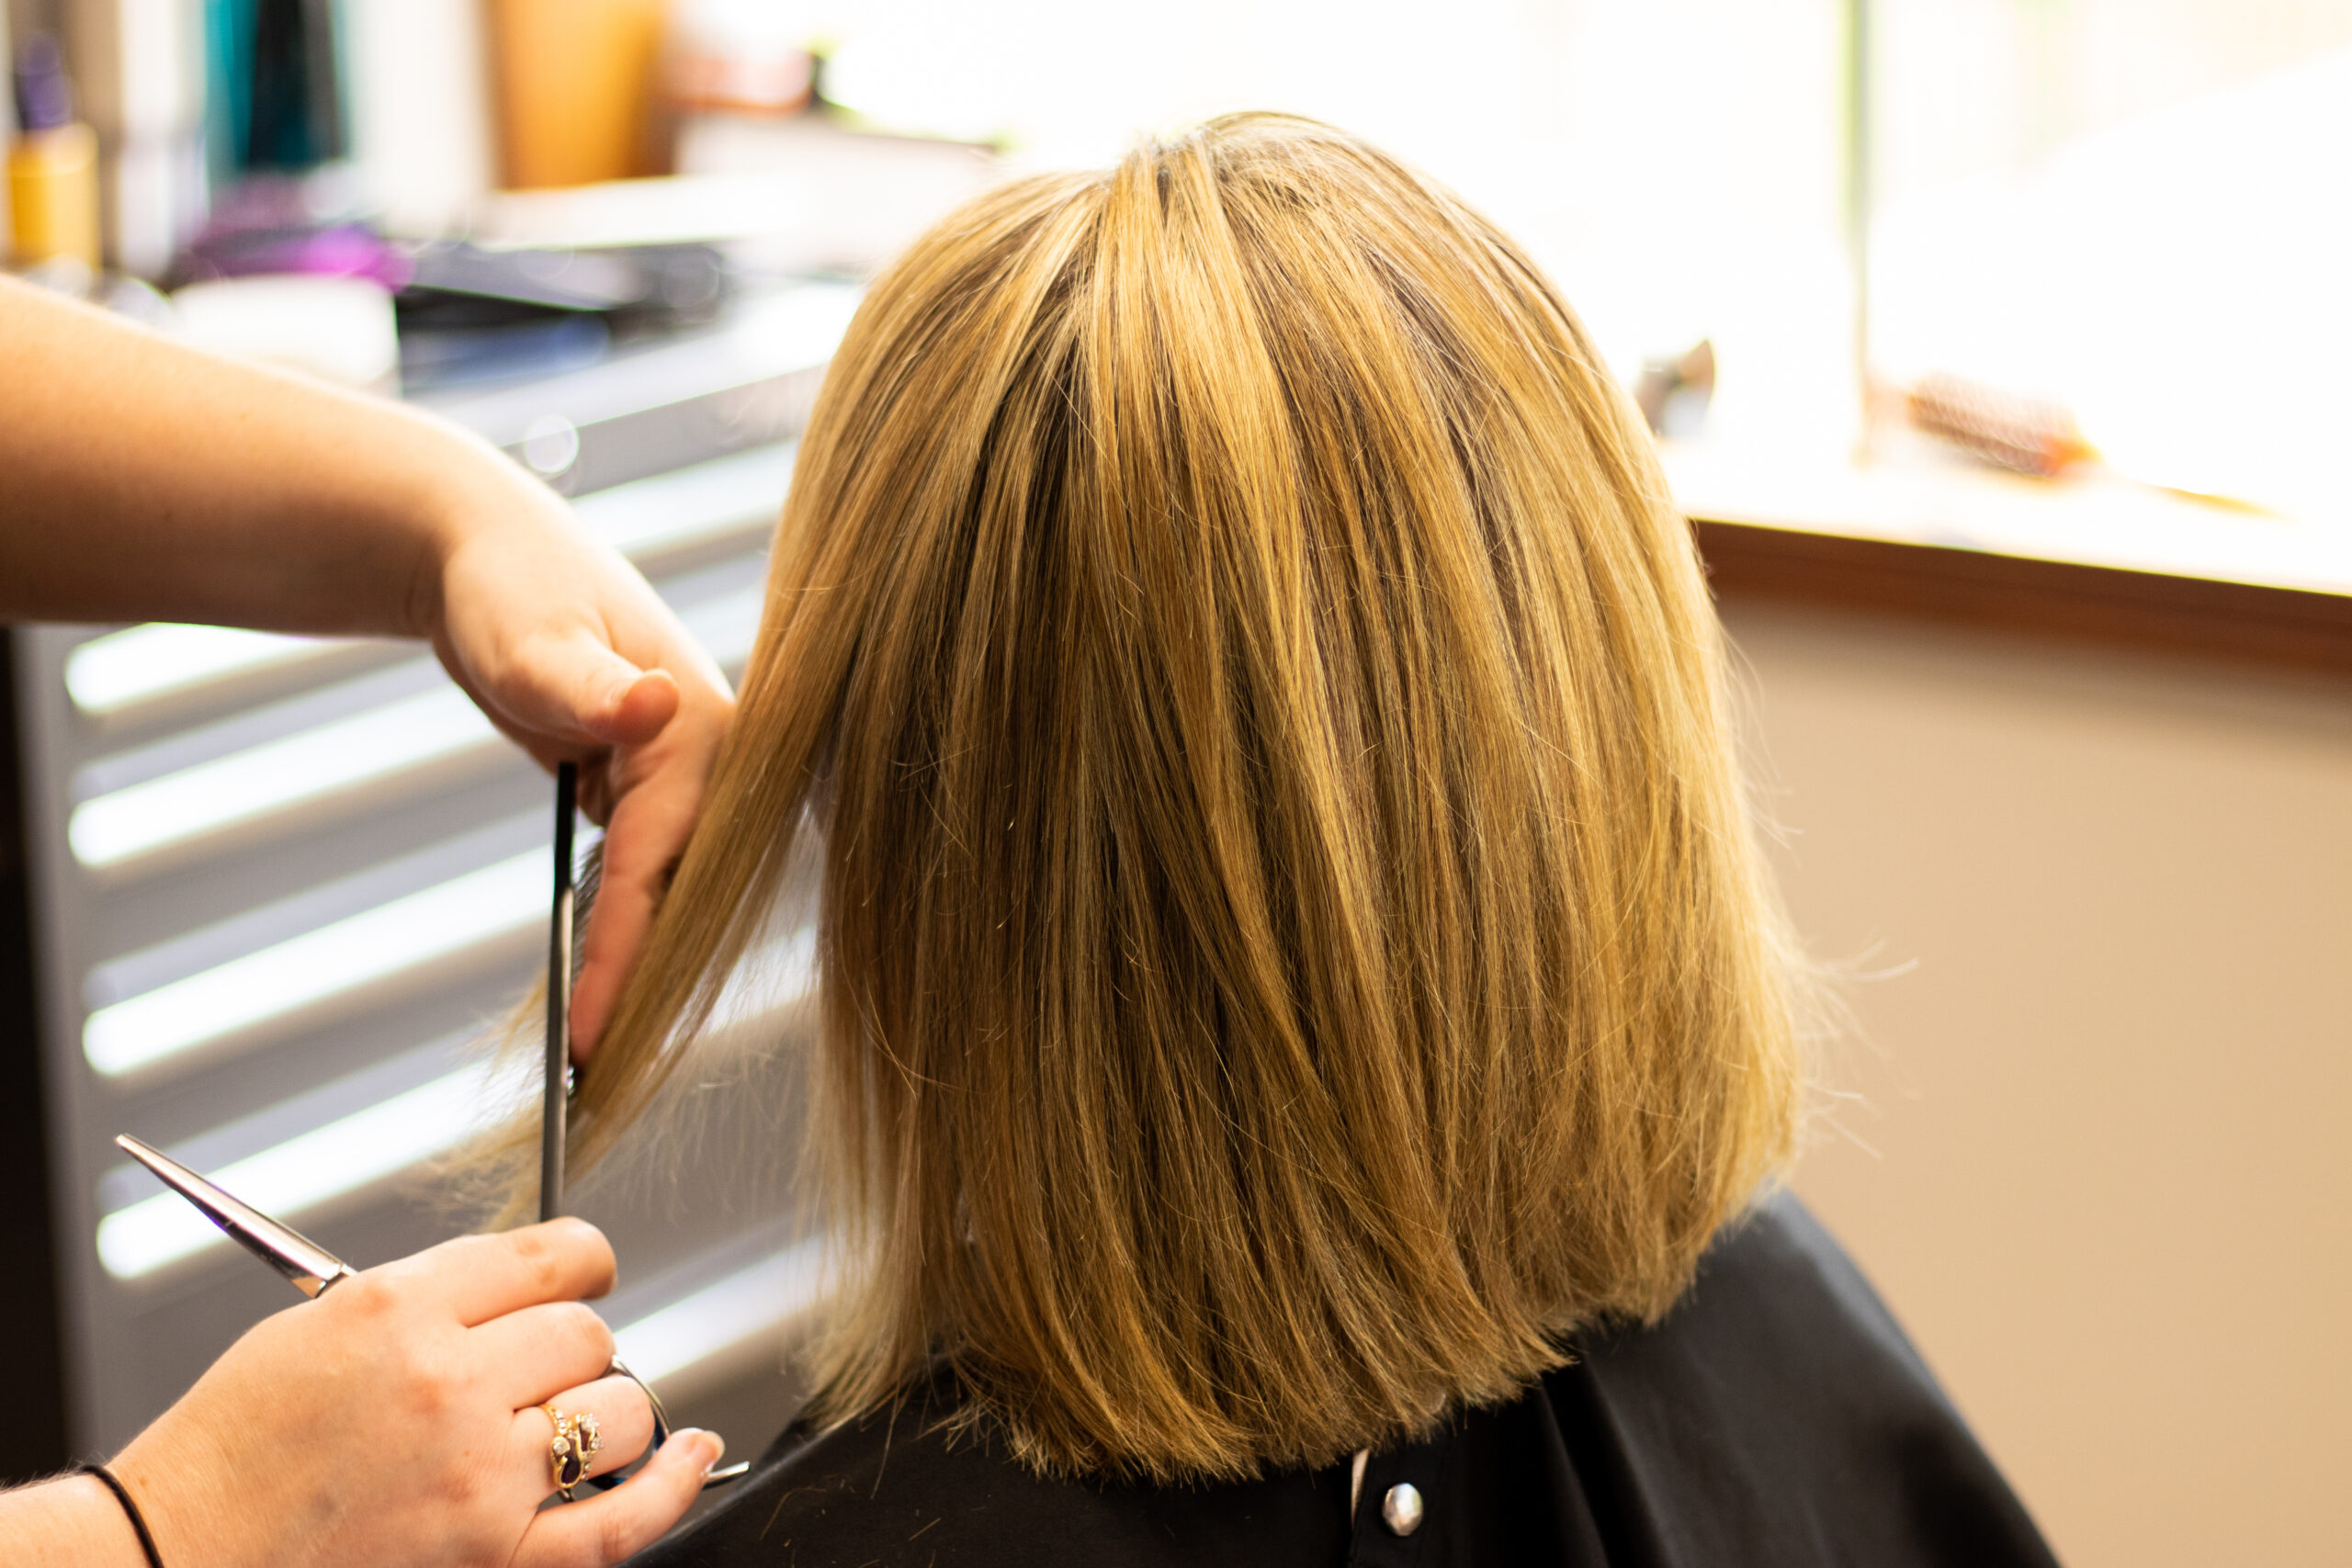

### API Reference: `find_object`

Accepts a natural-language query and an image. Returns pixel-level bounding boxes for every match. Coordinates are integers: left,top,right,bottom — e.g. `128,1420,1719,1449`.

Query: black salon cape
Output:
630,1193,2058,1567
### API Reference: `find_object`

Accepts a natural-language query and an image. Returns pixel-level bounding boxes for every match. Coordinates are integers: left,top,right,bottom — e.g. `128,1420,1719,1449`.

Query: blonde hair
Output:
564,113,1804,1481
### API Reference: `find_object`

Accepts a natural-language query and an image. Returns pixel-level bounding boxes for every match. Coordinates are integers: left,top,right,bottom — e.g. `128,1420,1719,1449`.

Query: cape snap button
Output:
1382,1482,1425,1536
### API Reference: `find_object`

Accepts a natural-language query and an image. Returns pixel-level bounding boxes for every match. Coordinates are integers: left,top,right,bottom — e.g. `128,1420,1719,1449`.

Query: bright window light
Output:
92,966,819,1282
83,850,544,1079
70,683,496,874
572,444,795,562
614,1235,828,1386
65,625,338,720
95,1061,507,1280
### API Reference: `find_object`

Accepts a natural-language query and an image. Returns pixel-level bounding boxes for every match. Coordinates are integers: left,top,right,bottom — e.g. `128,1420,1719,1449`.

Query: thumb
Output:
507,631,681,748
597,667,683,747
514,1430,727,1568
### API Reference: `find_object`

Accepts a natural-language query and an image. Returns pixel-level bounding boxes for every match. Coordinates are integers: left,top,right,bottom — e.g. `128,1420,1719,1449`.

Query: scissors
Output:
119,762,750,1491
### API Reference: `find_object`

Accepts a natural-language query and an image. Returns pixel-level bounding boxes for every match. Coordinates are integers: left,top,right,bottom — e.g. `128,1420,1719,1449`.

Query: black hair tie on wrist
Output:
75,1461,165,1568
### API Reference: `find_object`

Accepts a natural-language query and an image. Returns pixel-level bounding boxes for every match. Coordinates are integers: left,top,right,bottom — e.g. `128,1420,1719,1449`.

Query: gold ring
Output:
544,1404,603,1500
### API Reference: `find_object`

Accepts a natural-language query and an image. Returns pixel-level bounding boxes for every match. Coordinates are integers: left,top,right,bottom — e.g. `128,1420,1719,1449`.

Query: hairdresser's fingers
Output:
604,665,683,744
571,1376,659,1481
431,501,717,764
381,1220,616,1325
570,883,643,1065
511,1429,726,1568
570,754,701,1061
504,626,683,750
507,1374,659,1493
469,1300,616,1409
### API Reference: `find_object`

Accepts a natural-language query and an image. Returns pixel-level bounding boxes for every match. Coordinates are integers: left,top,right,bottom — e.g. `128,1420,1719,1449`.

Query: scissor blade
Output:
115,1134,353,1297
542,761,577,1223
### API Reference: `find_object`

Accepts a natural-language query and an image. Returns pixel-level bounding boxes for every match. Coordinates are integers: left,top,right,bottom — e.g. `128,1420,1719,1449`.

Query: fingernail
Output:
685,1429,725,1471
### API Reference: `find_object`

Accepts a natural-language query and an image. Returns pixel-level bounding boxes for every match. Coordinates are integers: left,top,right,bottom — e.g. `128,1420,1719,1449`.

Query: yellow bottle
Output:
9,35,102,271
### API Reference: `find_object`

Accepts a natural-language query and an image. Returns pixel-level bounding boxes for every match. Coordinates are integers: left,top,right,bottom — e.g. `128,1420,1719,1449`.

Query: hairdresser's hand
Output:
0,279,729,1057
107,1220,721,1568
424,476,735,1062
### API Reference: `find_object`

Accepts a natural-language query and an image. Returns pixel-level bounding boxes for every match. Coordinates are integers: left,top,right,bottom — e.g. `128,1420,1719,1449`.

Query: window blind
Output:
18,283,856,1452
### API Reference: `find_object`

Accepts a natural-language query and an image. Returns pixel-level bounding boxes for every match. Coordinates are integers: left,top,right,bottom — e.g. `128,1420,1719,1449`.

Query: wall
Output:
1724,599,2352,1568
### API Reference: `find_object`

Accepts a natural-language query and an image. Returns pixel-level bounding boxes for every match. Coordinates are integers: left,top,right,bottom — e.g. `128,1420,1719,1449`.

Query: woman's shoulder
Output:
1527,1190,2059,1564
628,1363,1351,1568
628,1194,2054,1567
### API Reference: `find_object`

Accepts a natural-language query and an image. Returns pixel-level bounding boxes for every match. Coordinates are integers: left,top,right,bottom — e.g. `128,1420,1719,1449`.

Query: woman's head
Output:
573,113,1804,1479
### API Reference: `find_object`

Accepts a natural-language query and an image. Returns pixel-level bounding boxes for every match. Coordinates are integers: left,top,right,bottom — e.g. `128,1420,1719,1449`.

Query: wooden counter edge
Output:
1690,514,2352,681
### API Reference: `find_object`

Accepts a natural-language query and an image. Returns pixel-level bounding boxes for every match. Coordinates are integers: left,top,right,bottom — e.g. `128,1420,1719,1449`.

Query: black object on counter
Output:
396,243,731,391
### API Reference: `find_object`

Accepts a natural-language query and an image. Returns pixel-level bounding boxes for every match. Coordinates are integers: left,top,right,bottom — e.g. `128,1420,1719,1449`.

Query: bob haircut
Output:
562,112,1805,1482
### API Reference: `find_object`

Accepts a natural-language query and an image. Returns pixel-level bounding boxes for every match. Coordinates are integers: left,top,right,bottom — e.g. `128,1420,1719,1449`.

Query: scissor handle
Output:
580,1356,749,1494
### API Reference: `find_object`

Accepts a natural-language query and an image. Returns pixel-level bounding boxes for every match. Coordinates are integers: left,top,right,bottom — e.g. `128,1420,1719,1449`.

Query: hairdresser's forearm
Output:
0,274,542,637
0,1474,148,1566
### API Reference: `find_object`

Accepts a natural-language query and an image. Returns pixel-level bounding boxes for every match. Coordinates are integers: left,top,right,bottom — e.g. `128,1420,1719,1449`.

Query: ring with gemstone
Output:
544,1404,602,1500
